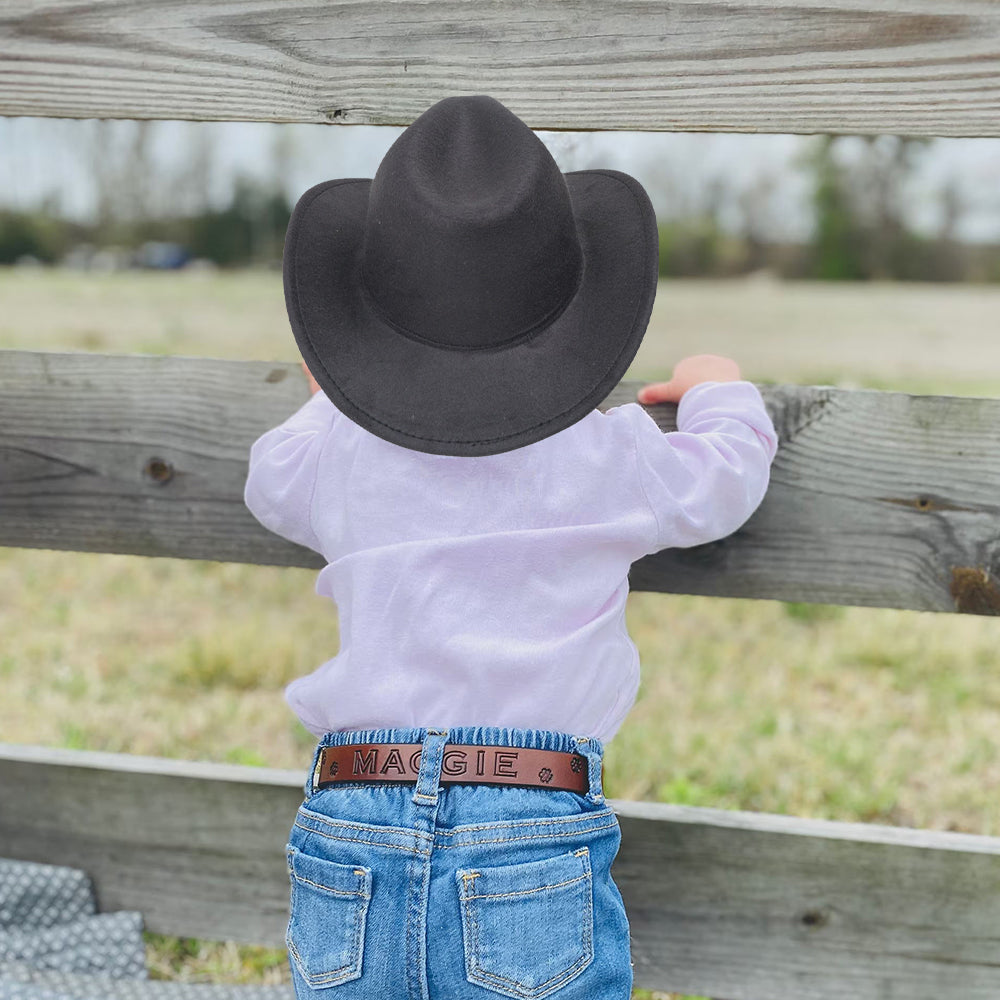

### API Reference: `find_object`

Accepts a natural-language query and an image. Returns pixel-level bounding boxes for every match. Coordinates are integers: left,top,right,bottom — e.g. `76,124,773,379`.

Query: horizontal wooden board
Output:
1,0,1000,136
0,744,306,946
2,349,1000,614
2,744,999,998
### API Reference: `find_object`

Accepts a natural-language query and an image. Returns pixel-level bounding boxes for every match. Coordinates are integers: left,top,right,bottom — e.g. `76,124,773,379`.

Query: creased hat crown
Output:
361,95,584,350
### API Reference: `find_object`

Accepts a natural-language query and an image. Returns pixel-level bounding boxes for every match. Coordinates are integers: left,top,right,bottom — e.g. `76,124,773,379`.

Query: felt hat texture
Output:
283,94,660,457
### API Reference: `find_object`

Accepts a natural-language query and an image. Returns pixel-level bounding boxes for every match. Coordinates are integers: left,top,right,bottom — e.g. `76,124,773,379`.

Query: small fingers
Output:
637,381,678,405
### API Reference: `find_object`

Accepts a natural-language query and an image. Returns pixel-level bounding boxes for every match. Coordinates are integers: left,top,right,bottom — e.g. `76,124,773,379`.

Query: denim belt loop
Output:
413,728,450,807
573,735,605,805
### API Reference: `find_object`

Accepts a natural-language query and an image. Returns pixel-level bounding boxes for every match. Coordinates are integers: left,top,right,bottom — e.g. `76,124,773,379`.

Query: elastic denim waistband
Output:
315,725,604,758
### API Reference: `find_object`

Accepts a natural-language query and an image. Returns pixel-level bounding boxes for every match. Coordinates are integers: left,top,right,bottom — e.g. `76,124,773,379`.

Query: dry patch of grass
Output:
0,549,324,764
632,274,1000,397
0,268,288,361
618,592,1000,836
142,934,291,985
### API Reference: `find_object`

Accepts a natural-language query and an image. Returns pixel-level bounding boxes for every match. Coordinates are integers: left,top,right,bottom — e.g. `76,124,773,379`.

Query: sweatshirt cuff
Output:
676,380,778,459
676,379,753,420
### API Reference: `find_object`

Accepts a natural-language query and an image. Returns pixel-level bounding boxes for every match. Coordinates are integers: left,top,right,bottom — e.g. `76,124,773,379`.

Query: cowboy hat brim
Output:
283,168,659,457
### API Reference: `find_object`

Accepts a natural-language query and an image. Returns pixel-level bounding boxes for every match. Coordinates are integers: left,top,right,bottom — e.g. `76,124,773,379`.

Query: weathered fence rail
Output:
2,348,999,614
1,0,999,136
3,0,1000,996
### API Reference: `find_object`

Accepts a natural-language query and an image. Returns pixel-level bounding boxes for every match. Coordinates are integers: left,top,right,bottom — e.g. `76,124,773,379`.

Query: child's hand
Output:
301,360,322,396
637,354,742,405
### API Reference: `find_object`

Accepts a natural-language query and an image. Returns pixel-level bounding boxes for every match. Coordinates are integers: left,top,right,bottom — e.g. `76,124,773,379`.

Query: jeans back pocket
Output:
286,844,372,989
456,846,594,999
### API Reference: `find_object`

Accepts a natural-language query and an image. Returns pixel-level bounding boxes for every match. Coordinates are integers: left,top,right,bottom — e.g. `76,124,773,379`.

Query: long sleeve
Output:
243,390,337,553
630,380,778,554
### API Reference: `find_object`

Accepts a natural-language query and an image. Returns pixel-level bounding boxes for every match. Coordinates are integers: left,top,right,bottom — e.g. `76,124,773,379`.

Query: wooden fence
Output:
2,2,1000,998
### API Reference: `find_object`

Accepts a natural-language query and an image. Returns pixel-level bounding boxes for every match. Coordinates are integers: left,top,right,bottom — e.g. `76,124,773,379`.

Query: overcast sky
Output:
2,117,999,242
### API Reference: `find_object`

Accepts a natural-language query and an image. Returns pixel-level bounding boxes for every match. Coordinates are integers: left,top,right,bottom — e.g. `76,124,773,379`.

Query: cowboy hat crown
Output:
362,95,585,350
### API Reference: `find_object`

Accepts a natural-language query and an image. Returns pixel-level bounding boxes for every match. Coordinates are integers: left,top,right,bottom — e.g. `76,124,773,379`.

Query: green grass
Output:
4,269,1000,995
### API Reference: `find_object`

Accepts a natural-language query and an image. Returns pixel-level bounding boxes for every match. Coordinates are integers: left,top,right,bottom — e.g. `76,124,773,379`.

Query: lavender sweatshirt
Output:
244,380,778,745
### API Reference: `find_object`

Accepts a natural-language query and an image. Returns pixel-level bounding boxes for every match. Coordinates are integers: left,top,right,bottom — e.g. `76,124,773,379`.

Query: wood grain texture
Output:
3,350,1000,614
2,744,1000,998
626,380,1000,615
1,0,999,136
612,796,1000,1000
0,744,305,946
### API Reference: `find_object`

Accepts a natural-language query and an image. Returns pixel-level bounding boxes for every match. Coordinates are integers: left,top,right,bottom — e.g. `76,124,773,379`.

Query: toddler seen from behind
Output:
244,94,777,1000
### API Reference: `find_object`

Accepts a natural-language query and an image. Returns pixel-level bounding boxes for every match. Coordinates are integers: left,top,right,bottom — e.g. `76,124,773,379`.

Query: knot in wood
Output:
950,567,1000,616
144,456,174,484
799,906,830,928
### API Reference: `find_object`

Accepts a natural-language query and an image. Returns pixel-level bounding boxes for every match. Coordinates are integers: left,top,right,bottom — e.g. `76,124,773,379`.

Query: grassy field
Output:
3,268,1000,998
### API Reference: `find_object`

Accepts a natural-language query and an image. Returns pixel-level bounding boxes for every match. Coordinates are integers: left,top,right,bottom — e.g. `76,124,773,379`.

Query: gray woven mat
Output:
0,859,293,999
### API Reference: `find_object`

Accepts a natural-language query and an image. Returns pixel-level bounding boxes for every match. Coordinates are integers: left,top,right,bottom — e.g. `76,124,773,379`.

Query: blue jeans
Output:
285,726,633,999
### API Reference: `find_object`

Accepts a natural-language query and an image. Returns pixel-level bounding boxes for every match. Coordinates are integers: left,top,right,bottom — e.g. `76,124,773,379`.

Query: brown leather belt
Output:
314,742,592,794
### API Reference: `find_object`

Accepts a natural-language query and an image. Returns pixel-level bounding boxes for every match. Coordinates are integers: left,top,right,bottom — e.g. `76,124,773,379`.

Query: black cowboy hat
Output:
283,94,659,457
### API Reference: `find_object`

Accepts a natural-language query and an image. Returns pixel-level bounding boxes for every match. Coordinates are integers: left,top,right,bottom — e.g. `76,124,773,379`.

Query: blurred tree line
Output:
655,135,999,282
0,178,290,268
1,124,997,281
0,121,292,269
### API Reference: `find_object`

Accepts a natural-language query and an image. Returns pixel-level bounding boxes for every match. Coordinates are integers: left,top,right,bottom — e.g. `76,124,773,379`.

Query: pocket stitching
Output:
470,940,592,994
287,888,366,986
287,935,360,986
458,850,594,998
292,871,369,898
465,871,590,902
286,847,371,988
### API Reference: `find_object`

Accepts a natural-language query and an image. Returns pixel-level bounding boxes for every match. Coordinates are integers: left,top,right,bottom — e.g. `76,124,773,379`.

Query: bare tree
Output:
939,174,964,242
738,173,779,271
162,123,215,217
123,120,152,221
88,119,118,229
